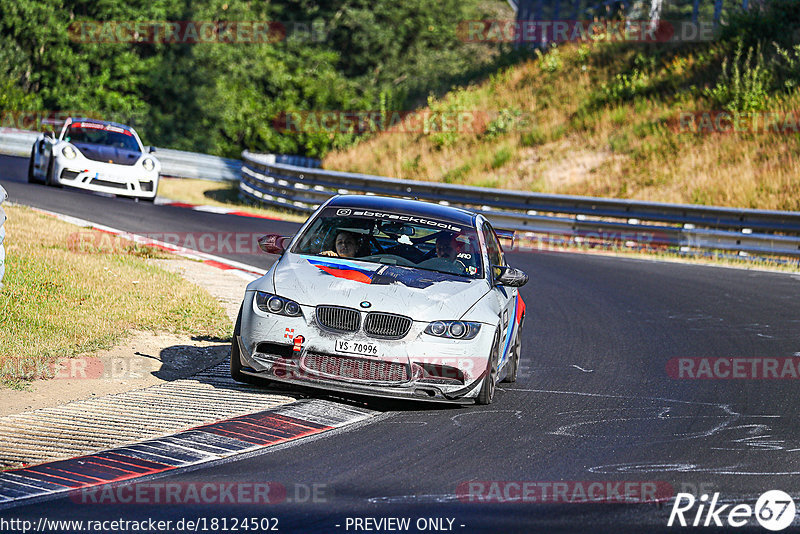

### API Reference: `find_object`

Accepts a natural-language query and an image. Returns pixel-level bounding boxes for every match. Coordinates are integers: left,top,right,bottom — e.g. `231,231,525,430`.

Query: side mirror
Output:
258,234,292,255
148,146,157,153
493,265,528,287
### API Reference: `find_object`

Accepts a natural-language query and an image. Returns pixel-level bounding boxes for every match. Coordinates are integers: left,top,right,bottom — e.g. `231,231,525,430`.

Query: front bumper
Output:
237,292,494,404
53,155,159,199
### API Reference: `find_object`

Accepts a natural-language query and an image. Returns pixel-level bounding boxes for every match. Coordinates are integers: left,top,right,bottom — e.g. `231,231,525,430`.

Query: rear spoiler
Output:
495,229,515,251
41,116,69,137
41,117,67,127
41,117,68,130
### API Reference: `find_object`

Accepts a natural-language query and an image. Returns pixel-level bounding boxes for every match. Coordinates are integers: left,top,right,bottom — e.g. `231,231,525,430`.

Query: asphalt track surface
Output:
2,154,800,533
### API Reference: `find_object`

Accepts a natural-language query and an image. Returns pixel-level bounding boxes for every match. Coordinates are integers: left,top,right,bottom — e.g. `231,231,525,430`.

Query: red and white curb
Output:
0,399,376,508
25,204,267,281
156,199,283,221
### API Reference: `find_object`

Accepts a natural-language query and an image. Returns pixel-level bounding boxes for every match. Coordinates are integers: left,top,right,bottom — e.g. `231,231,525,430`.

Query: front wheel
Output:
45,158,61,188
230,305,252,384
501,330,521,383
27,146,37,183
476,330,500,405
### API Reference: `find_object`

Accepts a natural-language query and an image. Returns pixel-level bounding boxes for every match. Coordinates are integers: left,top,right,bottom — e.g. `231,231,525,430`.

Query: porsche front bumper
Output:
53,155,159,199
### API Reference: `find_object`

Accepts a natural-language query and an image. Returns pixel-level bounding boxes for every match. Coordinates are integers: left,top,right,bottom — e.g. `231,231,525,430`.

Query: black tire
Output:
502,330,521,383
45,157,61,188
27,146,37,183
476,330,500,405
230,304,252,383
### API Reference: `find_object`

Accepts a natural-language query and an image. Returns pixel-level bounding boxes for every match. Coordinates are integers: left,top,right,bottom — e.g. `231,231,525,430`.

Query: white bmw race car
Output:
232,195,528,405
28,117,160,201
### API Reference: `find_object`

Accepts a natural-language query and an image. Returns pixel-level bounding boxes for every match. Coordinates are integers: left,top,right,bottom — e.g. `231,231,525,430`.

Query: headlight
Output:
142,158,155,171
62,145,77,159
284,300,301,316
429,321,447,336
255,292,303,317
424,320,481,340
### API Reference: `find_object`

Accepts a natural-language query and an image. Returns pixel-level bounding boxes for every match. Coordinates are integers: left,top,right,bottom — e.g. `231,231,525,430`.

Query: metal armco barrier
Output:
0,129,38,157
0,184,6,289
240,150,800,258
155,147,240,182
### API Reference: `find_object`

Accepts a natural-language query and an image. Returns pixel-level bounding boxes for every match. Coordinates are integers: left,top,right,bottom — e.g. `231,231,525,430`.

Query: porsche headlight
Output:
424,321,481,340
255,292,303,317
62,145,77,159
142,158,155,171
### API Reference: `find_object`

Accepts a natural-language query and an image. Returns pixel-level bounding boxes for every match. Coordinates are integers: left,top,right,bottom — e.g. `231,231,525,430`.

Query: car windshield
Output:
64,123,140,151
292,207,484,279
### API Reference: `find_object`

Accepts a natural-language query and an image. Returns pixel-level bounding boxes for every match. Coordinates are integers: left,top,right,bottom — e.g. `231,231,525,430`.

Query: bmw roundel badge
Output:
360,301,371,309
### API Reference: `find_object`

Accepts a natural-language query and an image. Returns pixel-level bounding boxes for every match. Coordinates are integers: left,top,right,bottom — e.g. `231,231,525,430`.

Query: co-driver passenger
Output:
435,232,459,260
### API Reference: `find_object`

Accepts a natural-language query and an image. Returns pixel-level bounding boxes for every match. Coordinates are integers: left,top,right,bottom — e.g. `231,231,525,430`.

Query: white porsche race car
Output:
28,117,160,201
232,195,529,405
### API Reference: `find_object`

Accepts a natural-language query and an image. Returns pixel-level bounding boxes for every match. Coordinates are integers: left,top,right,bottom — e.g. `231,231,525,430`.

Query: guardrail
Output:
0,184,6,289
0,129,38,158
240,150,800,258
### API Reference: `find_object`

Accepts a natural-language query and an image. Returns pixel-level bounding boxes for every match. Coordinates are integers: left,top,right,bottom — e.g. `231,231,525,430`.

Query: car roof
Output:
69,118,135,132
327,195,478,227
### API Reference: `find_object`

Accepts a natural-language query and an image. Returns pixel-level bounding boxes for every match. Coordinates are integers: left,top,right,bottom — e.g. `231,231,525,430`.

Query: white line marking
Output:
26,205,267,277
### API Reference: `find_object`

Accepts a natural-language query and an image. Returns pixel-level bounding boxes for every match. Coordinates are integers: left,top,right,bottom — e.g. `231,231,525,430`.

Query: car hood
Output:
262,253,490,322
73,142,141,166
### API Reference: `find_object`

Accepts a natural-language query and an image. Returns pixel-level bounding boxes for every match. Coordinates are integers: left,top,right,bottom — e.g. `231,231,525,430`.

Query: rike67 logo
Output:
668,490,796,531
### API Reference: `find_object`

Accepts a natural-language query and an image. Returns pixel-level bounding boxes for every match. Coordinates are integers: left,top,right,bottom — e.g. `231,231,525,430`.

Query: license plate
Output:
335,339,379,356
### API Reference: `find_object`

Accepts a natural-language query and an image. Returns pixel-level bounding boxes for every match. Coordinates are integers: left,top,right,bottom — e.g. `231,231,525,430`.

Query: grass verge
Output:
0,205,232,388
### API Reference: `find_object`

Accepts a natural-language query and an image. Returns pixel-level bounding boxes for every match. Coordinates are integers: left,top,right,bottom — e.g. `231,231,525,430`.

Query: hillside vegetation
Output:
325,2,800,210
